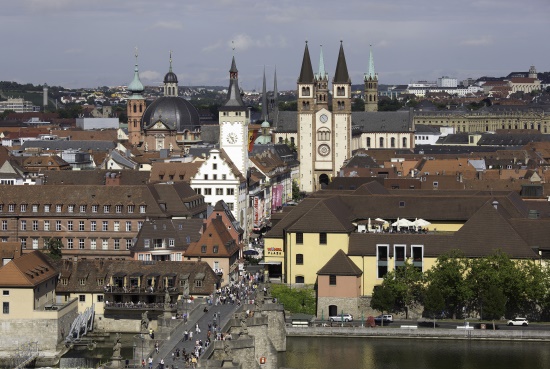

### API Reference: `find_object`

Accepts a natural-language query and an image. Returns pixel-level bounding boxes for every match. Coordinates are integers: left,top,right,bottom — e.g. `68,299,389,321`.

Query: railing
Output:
104,301,178,310
103,286,181,294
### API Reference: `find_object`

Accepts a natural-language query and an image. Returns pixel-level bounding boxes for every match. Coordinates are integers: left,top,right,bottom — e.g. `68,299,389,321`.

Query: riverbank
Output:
286,326,550,341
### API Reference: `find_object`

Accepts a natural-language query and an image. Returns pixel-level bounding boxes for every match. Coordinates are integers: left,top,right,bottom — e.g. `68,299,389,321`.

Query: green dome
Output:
128,65,144,95
261,120,270,128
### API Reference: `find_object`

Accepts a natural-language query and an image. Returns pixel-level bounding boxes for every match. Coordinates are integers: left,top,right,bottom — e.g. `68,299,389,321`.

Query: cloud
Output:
229,34,286,51
202,41,223,53
151,21,183,30
460,35,493,46
139,70,161,82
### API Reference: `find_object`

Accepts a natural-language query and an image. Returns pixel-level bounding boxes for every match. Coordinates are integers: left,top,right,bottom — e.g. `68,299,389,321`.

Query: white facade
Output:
76,118,119,130
219,111,249,177
0,98,40,113
437,76,458,88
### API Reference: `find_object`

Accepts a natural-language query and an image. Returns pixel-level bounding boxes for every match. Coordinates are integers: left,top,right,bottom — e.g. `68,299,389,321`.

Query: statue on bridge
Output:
164,289,171,310
141,311,149,331
239,311,248,336
112,333,122,358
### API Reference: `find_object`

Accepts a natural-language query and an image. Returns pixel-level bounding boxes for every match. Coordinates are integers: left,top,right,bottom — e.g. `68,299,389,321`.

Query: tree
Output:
44,238,63,260
0,109,15,120
291,180,301,202
351,98,364,111
423,284,445,328
370,284,396,326
481,284,506,330
425,250,471,319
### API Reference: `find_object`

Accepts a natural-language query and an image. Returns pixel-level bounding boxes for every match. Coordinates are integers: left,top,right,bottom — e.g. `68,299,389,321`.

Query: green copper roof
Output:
128,51,144,95
317,45,327,80
365,46,377,81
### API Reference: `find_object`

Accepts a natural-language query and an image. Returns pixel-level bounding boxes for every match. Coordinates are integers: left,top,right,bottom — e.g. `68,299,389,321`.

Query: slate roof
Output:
298,43,314,84
273,111,297,132
317,249,362,276
286,197,355,233
342,154,379,168
0,251,58,287
149,162,202,183
40,169,149,185
477,134,550,146
351,111,413,133
333,42,350,84
21,140,116,151
132,218,203,251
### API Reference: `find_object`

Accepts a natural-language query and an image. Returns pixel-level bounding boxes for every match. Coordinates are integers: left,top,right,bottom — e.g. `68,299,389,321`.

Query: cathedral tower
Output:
127,49,145,146
364,46,378,112
218,56,249,177
315,45,329,110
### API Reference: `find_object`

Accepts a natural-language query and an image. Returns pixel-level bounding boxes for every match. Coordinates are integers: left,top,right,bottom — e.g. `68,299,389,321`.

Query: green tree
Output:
370,283,396,326
270,284,315,315
423,284,445,328
352,98,364,111
291,180,301,202
378,98,403,111
425,250,471,319
481,284,506,329
0,109,15,119
44,238,63,260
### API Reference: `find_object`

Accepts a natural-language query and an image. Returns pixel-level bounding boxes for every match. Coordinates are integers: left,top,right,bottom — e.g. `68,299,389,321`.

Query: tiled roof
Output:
21,140,116,151
132,218,203,251
185,218,240,257
352,111,413,133
40,170,149,185
318,249,362,276
149,162,202,183
0,251,58,287
287,197,355,233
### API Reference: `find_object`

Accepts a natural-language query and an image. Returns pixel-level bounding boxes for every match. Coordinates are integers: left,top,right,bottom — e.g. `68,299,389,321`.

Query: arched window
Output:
391,137,396,148
133,104,136,113
402,137,407,148
317,128,330,141
366,137,371,147
379,137,384,148
139,104,143,113
337,86,345,96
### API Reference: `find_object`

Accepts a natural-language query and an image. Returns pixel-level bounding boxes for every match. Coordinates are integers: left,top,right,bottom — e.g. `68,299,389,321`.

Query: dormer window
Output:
103,205,111,213
20,204,27,212
201,245,207,253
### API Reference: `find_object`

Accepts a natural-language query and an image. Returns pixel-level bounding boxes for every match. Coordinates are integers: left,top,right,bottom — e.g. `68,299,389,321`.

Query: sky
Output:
1,0,549,91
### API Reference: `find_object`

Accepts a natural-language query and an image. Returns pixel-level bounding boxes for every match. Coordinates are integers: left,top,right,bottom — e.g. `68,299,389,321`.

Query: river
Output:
279,336,549,369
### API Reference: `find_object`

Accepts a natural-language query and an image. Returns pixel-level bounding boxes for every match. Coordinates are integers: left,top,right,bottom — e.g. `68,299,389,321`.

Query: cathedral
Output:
127,52,202,151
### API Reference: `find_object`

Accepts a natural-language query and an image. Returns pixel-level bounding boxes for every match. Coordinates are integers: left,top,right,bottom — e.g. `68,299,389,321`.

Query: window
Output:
127,205,135,213
126,221,132,232
114,221,120,232
91,221,97,231
377,245,389,278
201,245,207,253
144,239,150,248
216,188,223,195
296,254,304,265
140,205,146,214
44,204,50,213
195,280,203,288
56,204,62,212
204,188,212,195
295,276,305,283
379,137,384,148
204,174,208,180
213,174,217,180
222,174,227,180
3,302,9,314
226,188,234,195
296,232,303,244
79,239,85,249
411,245,424,272
80,205,86,213
329,275,337,285
32,204,39,212
8,204,15,212
32,238,39,249
366,137,371,147
138,221,143,230
32,220,38,231
115,205,122,213
20,204,27,212
102,221,108,231
79,295,86,302
68,205,75,213
169,239,175,247
319,233,327,245
20,220,26,231
2,290,8,296
102,239,108,250
103,205,110,213
433,181,439,189
97,295,104,303
114,239,120,250
67,221,73,231
79,221,85,231
399,201,405,208
213,163,217,170
92,205,98,213
196,188,202,195
20,237,27,249
126,239,133,249
227,203,234,211
67,238,74,249
90,239,97,249
1,220,7,231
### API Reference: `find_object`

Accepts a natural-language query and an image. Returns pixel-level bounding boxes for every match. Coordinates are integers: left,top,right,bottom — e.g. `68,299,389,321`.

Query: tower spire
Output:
298,41,314,83
261,66,268,121
333,41,350,83
223,54,245,108
169,50,173,73
366,45,377,81
128,47,144,94
317,44,327,80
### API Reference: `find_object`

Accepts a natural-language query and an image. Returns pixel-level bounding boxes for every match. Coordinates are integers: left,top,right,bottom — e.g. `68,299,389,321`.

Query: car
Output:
329,313,353,322
507,317,528,326
374,314,393,324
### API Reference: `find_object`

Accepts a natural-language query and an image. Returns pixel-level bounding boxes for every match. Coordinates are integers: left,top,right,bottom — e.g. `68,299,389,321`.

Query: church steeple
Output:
298,41,314,84
298,42,315,113
364,45,378,112
261,66,268,122
316,45,328,109
163,50,178,97
222,55,246,110
332,41,351,113
127,48,145,146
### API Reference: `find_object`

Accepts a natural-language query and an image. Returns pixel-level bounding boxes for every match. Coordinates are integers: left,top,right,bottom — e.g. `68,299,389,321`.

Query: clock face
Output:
318,144,330,156
320,114,328,123
226,132,238,144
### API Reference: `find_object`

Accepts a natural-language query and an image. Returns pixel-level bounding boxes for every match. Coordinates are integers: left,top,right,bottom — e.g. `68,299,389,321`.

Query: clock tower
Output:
219,56,249,176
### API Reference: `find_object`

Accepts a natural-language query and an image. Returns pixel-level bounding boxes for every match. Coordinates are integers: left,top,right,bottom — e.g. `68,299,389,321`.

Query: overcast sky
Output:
1,0,549,91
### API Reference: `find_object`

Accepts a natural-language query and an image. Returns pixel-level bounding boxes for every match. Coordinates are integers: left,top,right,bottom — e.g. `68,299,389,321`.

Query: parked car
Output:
374,314,393,324
329,313,353,322
507,317,528,326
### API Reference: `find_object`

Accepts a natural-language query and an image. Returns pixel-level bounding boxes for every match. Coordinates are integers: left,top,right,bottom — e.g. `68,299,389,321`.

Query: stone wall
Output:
94,316,144,333
317,296,360,319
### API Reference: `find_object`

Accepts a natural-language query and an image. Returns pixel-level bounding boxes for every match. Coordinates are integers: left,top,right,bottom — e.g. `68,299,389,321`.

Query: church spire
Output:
298,41,314,83
365,45,377,81
317,45,327,80
163,50,178,96
261,66,268,121
169,50,173,73
128,47,144,95
333,41,350,83
222,54,245,109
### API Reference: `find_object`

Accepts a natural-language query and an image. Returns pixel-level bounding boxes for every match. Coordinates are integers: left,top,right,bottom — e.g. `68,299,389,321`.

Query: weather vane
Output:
232,40,235,52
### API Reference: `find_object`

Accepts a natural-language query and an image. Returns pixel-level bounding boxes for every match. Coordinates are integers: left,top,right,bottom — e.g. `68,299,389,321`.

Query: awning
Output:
258,261,282,265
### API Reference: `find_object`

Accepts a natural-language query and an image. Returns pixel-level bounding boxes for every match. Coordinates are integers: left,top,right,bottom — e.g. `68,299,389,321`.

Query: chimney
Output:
492,200,499,210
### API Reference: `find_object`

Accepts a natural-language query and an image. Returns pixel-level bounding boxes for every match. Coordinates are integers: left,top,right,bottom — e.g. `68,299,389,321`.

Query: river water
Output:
279,336,549,369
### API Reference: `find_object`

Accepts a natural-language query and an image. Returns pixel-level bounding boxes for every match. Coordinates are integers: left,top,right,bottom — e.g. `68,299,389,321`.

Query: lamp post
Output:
133,342,136,368
140,334,144,366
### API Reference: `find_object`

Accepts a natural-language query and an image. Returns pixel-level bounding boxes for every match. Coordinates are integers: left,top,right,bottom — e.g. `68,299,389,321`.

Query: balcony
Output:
104,301,178,311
